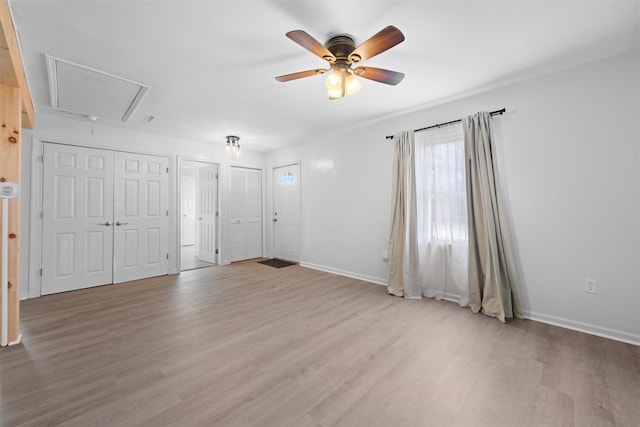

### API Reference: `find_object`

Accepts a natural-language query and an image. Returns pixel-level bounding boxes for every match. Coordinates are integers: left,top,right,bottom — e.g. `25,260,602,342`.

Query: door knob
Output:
99,221,112,226
116,221,129,226
273,218,278,222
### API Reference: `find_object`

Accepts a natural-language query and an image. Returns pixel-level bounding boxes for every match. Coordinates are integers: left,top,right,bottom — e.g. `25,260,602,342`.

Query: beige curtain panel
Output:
463,112,522,322
387,131,420,298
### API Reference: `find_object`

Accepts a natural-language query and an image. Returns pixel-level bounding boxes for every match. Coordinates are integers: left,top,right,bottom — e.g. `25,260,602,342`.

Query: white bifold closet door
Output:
41,144,169,295
229,167,262,262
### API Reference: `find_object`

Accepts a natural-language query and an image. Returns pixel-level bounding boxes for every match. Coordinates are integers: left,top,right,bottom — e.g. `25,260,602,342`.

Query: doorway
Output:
180,160,219,271
272,163,300,262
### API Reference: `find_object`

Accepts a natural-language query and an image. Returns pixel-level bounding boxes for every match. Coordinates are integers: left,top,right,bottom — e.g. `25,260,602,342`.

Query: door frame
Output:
177,158,221,269
271,161,301,262
28,138,174,298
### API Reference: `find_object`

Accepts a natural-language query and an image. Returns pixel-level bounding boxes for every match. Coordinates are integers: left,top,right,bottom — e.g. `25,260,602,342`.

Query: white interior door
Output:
273,164,300,262
113,152,170,283
229,167,262,262
42,144,114,295
181,176,196,246
197,164,218,264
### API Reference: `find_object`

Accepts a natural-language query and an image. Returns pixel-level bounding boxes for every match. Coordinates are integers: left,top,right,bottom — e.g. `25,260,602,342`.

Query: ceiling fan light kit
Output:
276,26,405,100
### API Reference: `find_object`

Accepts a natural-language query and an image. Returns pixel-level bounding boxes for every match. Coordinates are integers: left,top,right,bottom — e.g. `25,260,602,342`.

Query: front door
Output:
273,163,300,262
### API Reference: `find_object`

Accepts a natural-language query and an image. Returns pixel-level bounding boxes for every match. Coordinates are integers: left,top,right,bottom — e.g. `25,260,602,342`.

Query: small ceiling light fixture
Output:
226,135,240,157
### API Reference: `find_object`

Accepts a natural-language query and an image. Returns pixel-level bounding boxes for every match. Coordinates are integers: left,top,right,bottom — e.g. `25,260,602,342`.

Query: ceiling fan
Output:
275,26,405,100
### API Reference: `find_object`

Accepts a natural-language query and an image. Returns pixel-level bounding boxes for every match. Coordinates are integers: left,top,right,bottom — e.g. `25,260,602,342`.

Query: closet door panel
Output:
113,152,170,283
244,169,262,259
229,167,262,262
42,144,114,295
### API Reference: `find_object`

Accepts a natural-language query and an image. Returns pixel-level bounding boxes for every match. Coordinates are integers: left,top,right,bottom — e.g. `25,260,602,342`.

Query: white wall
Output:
20,51,640,344
266,50,640,344
20,111,265,298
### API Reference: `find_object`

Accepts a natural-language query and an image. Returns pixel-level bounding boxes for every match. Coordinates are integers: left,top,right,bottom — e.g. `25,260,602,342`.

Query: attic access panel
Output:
45,55,149,122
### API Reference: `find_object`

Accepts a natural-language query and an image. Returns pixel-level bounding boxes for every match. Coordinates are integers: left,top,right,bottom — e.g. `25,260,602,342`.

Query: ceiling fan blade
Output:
286,30,336,62
353,66,405,85
275,69,328,82
348,26,405,63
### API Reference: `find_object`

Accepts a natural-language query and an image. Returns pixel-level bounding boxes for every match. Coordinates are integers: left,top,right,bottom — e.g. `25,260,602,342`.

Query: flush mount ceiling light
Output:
226,135,240,156
276,26,405,100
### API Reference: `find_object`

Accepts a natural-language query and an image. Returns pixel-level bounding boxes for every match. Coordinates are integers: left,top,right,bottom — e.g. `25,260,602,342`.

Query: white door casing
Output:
181,176,196,246
112,152,170,283
42,144,114,294
273,163,300,262
197,164,218,264
229,167,262,262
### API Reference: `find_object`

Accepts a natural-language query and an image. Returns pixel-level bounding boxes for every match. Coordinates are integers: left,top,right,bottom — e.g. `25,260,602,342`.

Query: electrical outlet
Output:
584,278,597,294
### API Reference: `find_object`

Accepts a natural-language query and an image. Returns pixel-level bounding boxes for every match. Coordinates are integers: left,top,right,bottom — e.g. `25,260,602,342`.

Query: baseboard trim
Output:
299,262,387,287
298,263,462,305
7,334,22,346
295,262,640,347
523,310,640,346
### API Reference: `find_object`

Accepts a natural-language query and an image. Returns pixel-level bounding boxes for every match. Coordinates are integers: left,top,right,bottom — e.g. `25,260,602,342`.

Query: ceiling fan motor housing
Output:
326,35,358,62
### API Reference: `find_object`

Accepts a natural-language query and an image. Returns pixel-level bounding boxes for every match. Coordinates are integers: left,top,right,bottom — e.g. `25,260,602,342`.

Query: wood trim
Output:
28,137,43,298
0,83,21,344
0,0,34,128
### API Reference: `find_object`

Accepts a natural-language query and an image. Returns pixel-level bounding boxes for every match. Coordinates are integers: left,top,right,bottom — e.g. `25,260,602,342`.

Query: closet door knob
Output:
99,221,112,226
115,221,129,226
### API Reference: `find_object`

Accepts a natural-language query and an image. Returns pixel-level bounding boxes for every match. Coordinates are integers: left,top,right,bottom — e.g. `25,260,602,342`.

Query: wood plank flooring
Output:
180,245,215,271
1,261,639,426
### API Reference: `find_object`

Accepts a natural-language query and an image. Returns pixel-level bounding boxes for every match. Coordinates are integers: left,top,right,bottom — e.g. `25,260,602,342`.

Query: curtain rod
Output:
385,108,506,140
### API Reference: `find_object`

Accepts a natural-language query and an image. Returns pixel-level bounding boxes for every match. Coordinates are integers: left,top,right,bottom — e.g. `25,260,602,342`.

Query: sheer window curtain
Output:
463,112,522,321
415,124,469,306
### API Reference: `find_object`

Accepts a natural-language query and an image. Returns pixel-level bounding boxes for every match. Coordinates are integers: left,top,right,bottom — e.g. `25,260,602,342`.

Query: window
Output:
415,123,467,245
414,123,469,303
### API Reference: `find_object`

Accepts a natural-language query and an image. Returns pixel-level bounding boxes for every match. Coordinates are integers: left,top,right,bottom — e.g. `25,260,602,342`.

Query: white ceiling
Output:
9,0,640,152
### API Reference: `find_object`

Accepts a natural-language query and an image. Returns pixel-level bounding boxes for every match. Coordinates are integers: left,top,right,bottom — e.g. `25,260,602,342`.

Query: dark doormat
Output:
258,258,296,269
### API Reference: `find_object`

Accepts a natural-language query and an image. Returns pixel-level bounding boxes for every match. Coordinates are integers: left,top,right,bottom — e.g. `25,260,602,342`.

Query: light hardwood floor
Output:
180,245,215,271
1,261,639,426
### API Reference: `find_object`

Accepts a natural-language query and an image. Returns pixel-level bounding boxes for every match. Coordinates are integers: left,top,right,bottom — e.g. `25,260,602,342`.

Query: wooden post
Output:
0,83,21,344
0,0,34,345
